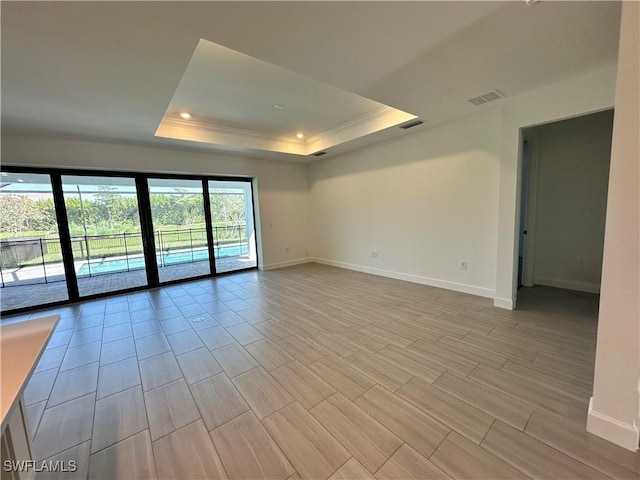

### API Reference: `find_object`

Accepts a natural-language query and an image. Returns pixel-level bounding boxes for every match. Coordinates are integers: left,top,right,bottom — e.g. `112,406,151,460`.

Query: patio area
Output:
0,256,256,312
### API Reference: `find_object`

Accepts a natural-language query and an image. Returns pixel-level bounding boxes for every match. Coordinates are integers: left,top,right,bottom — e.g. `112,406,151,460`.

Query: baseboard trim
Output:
312,257,495,299
259,257,313,271
493,297,515,310
587,397,640,451
535,276,601,294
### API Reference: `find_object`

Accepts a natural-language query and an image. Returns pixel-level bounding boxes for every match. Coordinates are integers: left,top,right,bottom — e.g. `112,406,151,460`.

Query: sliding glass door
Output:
0,172,68,310
148,178,211,283
61,175,147,297
209,181,257,273
1,168,258,315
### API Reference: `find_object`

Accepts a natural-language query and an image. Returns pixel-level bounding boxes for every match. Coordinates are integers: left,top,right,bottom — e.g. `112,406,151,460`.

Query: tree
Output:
0,195,46,236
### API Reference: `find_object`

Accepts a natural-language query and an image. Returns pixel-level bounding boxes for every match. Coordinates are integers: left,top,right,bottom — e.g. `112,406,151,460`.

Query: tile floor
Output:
0,255,254,311
5,263,639,479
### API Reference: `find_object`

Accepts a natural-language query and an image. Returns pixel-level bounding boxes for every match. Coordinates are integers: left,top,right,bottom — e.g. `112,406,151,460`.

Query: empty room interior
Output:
0,1,638,479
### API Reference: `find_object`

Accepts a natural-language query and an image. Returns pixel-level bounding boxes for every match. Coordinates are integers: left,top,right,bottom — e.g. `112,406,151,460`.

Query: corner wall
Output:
308,110,501,298
588,0,640,451
0,134,311,270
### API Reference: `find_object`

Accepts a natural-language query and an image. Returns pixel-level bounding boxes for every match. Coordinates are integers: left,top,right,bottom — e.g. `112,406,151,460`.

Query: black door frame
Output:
0,165,259,316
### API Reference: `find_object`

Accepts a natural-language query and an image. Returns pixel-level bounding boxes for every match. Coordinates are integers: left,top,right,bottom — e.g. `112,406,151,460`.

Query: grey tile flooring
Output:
6,264,637,479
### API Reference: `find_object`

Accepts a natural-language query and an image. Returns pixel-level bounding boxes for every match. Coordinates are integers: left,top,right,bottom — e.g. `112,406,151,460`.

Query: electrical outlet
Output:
371,251,379,259
459,260,468,270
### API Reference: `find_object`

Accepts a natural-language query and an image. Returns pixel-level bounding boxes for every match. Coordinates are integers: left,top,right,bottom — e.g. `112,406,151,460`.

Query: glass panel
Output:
148,178,210,283
61,175,147,296
0,171,68,311
208,181,257,273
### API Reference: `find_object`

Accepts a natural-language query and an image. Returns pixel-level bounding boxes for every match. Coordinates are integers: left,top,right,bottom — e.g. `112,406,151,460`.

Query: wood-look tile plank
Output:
88,430,157,479
196,325,236,350
91,385,148,453
277,335,327,365
329,458,375,480
132,319,162,339
153,419,228,479
311,393,402,473
341,331,387,354
525,411,639,479
413,315,471,339
211,411,294,480
263,402,350,480
24,369,58,406
397,377,494,444
375,444,451,480
253,320,295,341
211,343,259,377
356,385,449,458
431,431,528,480
190,373,249,430
144,379,201,441
481,421,609,480
344,351,413,392
176,347,223,385
245,338,294,371
225,322,265,345
272,361,336,410
99,337,136,366
134,333,171,360
232,367,294,419
38,441,91,480
48,362,99,407
435,335,509,370
166,328,204,355
309,332,361,358
361,325,414,348
26,400,46,439
433,371,533,431
59,342,101,372
502,358,592,400
34,345,67,373
96,356,140,399
375,344,446,384
406,339,479,376
139,350,182,391
34,393,95,461
463,332,538,362
308,355,376,401
469,366,572,416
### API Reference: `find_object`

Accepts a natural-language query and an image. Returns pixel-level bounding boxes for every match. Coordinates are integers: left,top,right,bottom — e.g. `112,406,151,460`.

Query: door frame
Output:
519,131,538,288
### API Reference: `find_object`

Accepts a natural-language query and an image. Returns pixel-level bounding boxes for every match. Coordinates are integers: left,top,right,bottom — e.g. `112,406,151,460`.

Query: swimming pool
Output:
77,245,248,276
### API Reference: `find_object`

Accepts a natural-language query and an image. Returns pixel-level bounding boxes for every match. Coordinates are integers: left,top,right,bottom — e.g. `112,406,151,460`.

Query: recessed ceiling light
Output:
17,179,24,183
296,133,304,139
180,112,191,119
1,173,8,176
274,104,286,110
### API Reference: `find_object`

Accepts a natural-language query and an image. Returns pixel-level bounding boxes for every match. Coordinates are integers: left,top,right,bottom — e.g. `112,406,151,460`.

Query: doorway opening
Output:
516,109,614,304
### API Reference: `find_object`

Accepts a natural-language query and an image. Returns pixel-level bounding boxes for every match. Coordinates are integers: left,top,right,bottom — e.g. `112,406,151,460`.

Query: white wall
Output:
588,0,640,451
494,64,617,309
309,110,501,298
0,134,311,270
529,110,613,293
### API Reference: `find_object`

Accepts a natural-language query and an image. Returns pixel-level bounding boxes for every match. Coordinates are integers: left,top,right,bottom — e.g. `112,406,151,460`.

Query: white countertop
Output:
1,315,60,427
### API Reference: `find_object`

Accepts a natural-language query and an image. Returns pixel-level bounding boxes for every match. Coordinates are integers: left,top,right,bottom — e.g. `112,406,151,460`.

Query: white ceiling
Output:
155,39,416,155
0,1,621,163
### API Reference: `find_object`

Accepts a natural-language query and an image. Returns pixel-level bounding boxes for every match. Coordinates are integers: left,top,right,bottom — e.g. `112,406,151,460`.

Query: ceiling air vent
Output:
399,119,424,130
312,151,327,157
468,90,505,106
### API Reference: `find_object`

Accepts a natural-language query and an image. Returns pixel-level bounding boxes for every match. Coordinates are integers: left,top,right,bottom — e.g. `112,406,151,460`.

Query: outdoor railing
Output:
0,224,249,286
